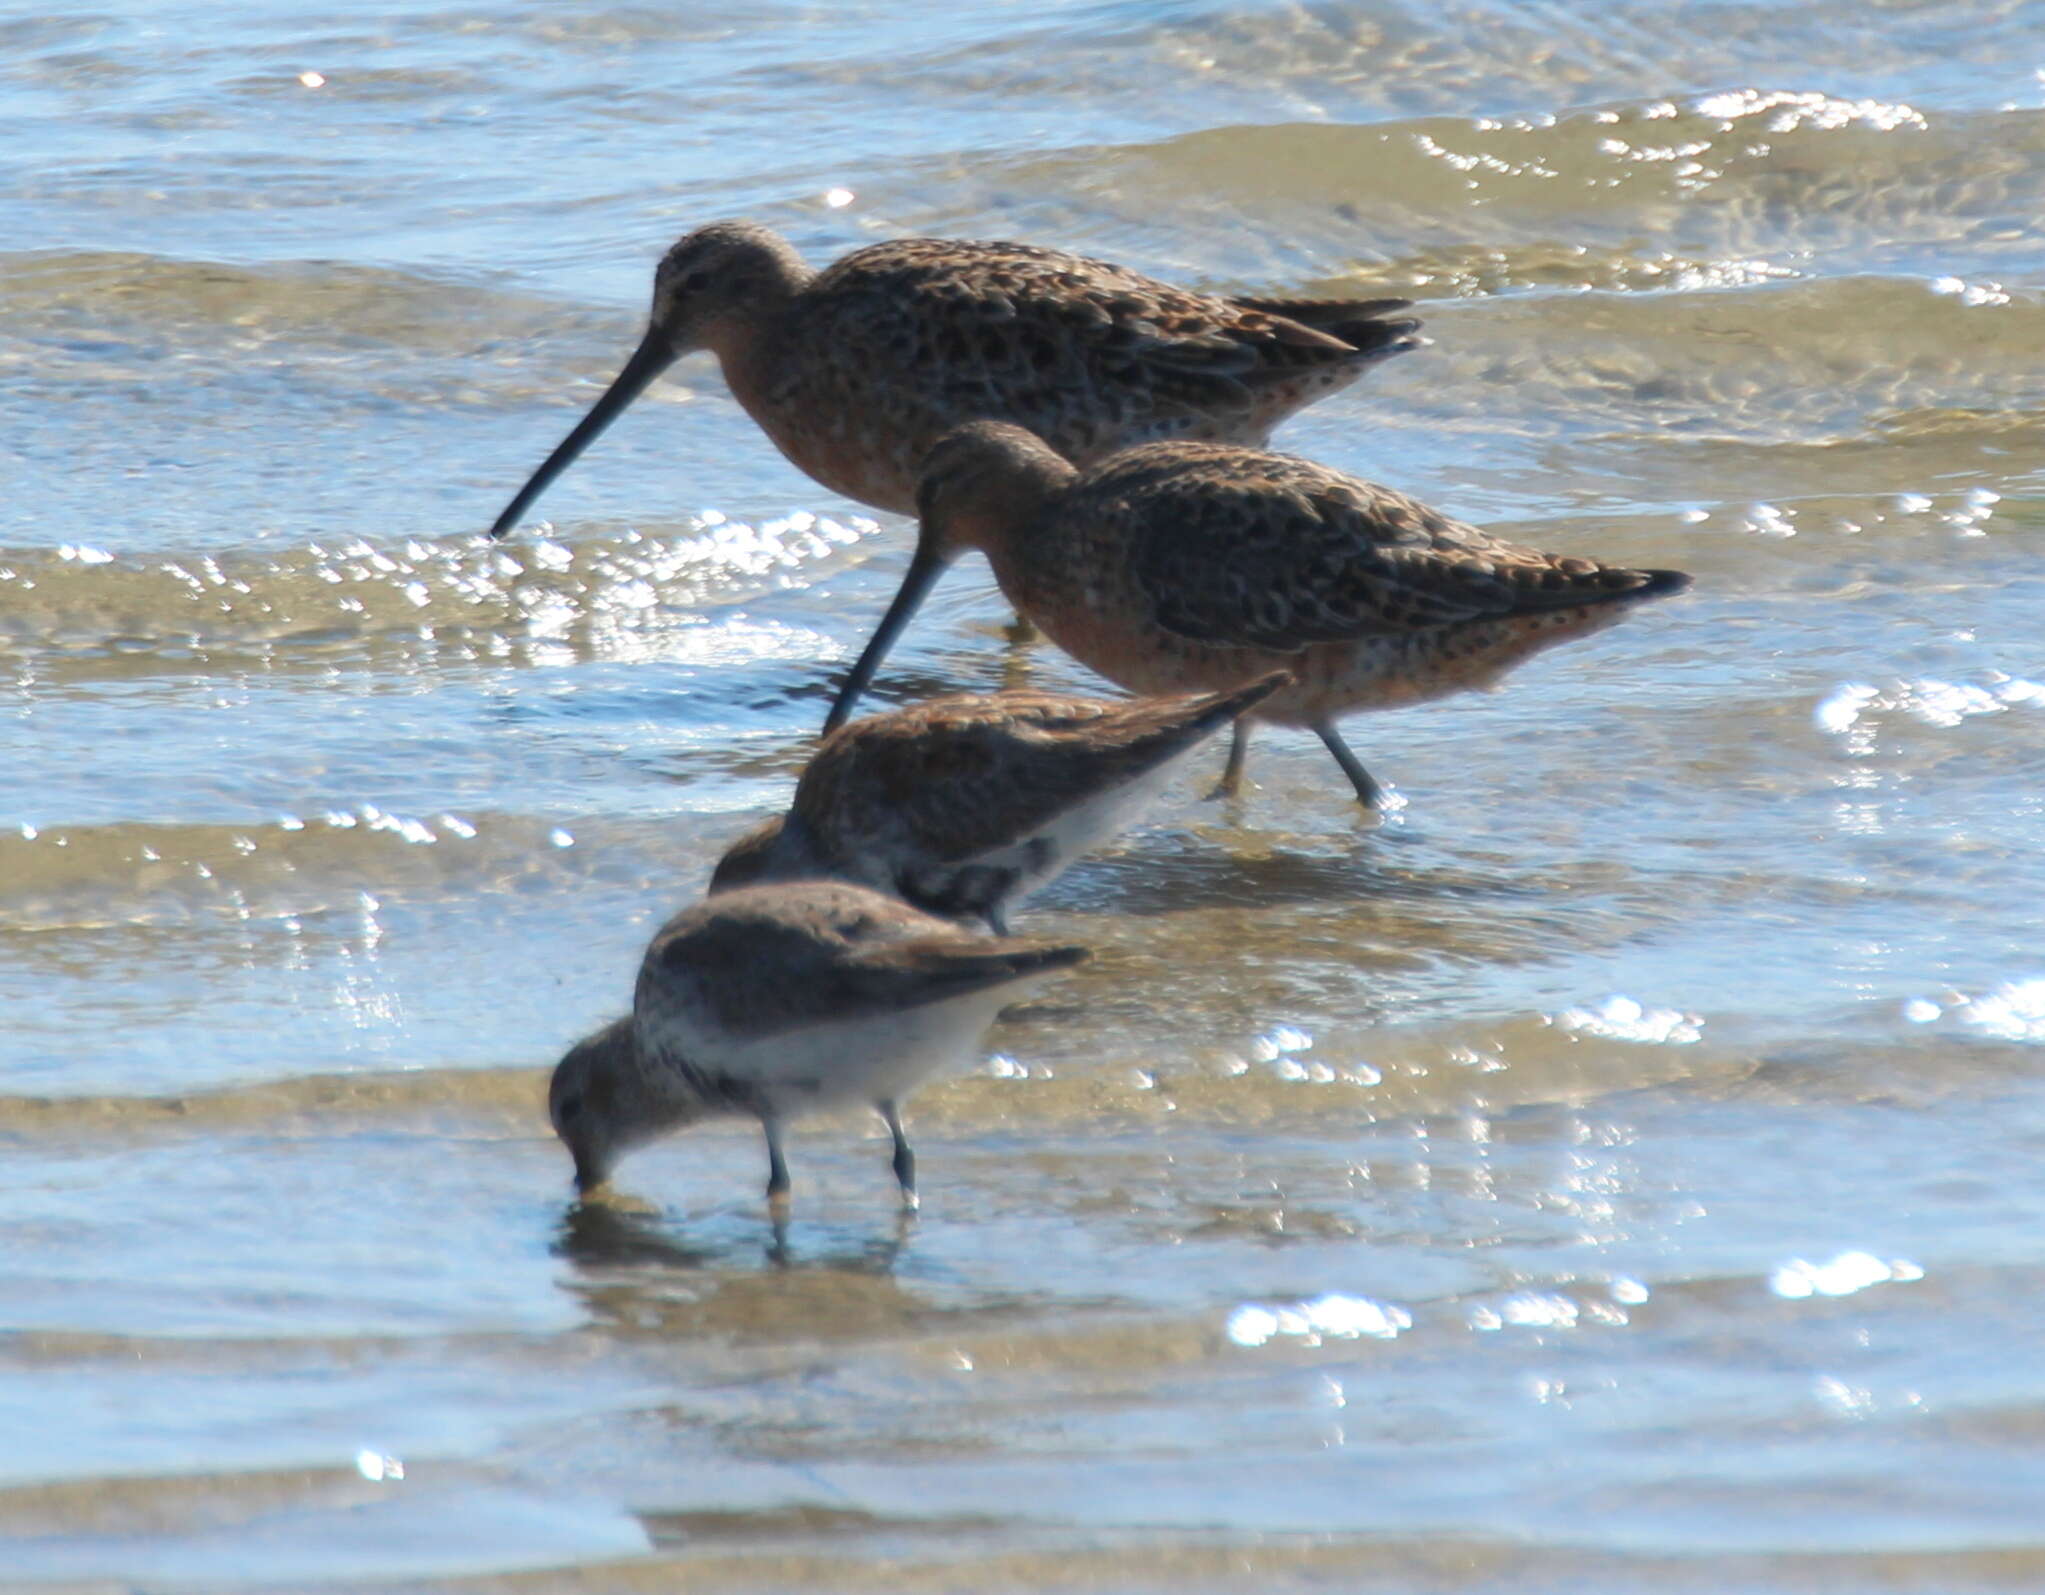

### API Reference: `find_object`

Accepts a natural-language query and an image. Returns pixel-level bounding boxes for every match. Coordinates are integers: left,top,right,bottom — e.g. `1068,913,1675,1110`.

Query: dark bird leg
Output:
879,1100,918,1210
763,1117,792,1212
1206,719,1253,800
1314,722,1382,808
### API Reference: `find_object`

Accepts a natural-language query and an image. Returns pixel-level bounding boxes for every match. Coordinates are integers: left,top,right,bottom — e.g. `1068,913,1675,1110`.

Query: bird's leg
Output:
879,1099,918,1211
763,1117,792,1214
1313,722,1382,808
1205,718,1252,801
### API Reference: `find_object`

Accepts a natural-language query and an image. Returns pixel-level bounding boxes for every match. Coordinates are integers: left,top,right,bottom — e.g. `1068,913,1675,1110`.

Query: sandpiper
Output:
710,673,1289,934
488,221,1422,536
823,422,1691,806
549,881,1086,1207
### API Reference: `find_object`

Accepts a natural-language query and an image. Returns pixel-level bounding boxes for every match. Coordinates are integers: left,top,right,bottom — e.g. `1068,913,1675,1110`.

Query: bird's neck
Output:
970,477,1067,611
701,258,812,410
771,809,835,875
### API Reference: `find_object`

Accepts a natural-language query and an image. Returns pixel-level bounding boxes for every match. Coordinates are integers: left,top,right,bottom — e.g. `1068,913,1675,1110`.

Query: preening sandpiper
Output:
710,674,1290,933
549,881,1087,1208
489,221,1421,536
824,422,1691,806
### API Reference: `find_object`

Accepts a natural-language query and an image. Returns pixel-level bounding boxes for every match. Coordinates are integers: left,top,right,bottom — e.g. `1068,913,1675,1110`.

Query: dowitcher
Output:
710,673,1289,934
823,422,1692,806
488,221,1422,536
549,881,1086,1207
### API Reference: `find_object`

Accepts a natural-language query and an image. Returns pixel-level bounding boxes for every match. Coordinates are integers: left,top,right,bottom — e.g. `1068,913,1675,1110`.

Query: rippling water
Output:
6,3,2045,1589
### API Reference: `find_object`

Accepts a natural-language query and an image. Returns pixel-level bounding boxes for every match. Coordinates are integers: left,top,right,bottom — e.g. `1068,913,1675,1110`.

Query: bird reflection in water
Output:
554,1193,914,1301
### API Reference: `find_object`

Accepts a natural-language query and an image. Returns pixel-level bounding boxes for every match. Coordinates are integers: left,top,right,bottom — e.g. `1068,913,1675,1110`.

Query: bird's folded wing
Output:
801,684,1278,865
1132,473,1645,651
644,903,1085,1042
815,241,1372,414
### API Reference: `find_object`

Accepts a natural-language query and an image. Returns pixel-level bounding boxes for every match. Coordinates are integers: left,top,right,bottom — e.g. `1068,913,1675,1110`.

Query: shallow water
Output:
6,2,2045,1590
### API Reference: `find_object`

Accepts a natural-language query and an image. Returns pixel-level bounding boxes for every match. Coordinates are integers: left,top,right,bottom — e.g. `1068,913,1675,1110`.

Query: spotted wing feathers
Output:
1103,446,1688,650
808,239,1417,422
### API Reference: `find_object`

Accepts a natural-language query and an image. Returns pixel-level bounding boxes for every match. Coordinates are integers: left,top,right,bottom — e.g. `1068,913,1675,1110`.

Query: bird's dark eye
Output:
681,270,711,294
557,1093,584,1124
914,468,953,520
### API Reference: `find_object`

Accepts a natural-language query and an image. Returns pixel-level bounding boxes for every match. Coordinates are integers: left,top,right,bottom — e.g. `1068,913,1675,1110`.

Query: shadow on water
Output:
1040,829,1556,923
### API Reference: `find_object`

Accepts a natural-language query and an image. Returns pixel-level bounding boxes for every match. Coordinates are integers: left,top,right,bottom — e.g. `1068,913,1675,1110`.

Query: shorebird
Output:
710,674,1289,933
548,881,1086,1207
488,221,1422,536
823,422,1692,806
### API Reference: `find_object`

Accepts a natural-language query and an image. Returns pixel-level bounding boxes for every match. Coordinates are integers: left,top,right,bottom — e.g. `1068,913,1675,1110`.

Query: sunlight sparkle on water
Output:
1227,1294,1411,1348
1815,684,1881,735
1931,275,2012,308
1691,88,1926,133
1552,996,1702,1044
1769,1252,1924,1299
1818,676,2044,736
1250,1025,1314,1060
1469,1292,1586,1332
1740,503,1797,539
1952,978,2045,1041
1813,1375,1876,1417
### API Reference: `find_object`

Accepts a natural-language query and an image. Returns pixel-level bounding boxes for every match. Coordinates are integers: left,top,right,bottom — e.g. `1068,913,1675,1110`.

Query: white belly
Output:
710,986,1028,1119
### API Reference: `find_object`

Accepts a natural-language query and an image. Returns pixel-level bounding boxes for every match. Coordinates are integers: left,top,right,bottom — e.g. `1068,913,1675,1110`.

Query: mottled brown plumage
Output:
824,423,1692,805
489,221,1421,536
549,882,1087,1203
711,674,1289,931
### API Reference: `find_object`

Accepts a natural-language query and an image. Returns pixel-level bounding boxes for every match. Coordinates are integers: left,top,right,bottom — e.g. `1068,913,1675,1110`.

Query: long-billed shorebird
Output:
710,674,1289,933
823,422,1692,807
488,221,1422,536
549,882,1086,1207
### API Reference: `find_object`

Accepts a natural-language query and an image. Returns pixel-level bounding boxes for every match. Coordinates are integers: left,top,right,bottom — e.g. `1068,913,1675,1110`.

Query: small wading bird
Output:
549,882,1087,1208
823,422,1692,807
710,673,1290,934
488,221,1422,536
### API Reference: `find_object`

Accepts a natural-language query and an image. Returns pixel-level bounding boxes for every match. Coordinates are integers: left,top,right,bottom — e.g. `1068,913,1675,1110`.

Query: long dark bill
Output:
488,328,678,539
820,544,952,737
